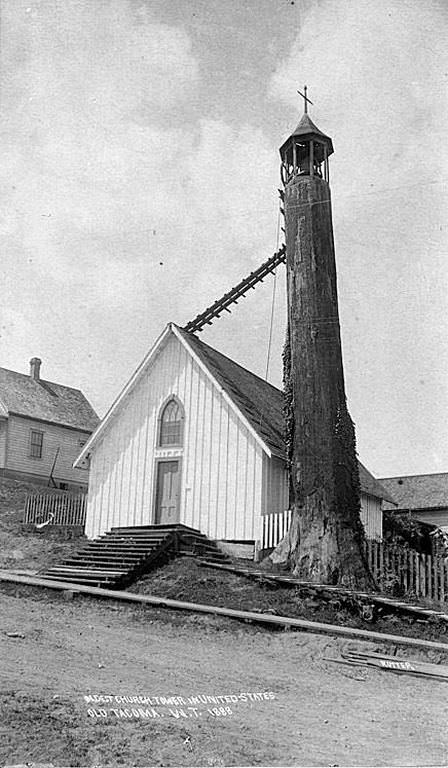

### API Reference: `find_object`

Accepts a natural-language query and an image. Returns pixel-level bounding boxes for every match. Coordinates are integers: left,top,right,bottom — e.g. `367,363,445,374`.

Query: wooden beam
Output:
183,246,286,334
1,569,448,653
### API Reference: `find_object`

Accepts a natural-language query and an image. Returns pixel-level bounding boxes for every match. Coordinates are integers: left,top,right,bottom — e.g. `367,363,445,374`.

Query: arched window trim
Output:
157,395,185,448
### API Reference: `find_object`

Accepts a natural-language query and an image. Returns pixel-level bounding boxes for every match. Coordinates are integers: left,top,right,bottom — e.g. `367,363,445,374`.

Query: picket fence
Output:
261,510,448,602
365,540,448,603
24,492,87,528
262,509,293,550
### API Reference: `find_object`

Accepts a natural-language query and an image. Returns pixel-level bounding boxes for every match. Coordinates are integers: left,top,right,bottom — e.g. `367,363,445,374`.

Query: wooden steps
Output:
39,524,230,589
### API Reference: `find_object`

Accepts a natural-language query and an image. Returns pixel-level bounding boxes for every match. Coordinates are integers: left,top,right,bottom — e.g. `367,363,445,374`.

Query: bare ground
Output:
2,480,448,766
130,557,448,644
0,478,83,573
1,582,448,767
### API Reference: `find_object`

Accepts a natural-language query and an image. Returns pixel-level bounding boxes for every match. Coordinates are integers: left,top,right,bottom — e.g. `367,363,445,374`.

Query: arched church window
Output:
158,398,184,447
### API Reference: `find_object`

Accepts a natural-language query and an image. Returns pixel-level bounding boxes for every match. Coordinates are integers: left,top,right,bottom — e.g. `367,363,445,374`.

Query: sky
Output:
0,0,447,478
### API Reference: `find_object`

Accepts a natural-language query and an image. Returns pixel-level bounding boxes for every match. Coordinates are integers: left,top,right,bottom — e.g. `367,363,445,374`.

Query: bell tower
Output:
279,90,372,587
280,89,333,184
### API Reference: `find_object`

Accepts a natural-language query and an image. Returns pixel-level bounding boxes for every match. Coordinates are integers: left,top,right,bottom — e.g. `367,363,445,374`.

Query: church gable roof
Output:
176,327,285,458
0,365,99,432
180,328,392,502
76,323,390,501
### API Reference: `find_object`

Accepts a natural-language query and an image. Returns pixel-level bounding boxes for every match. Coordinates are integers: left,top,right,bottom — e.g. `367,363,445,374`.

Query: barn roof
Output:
0,366,99,432
179,327,393,503
379,473,448,511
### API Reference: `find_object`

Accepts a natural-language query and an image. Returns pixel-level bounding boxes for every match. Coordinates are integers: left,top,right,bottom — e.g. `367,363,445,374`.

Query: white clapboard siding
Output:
5,415,91,484
262,492,383,550
0,420,7,468
261,455,289,515
85,328,387,545
409,508,448,529
359,492,383,540
85,334,265,540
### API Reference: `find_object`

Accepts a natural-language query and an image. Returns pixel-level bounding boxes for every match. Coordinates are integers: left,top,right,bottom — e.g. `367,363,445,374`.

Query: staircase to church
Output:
39,524,230,589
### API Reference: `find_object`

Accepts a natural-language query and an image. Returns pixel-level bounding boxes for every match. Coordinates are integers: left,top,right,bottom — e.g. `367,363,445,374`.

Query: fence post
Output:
442,558,446,603
427,553,433,600
434,554,439,603
403,548,408,594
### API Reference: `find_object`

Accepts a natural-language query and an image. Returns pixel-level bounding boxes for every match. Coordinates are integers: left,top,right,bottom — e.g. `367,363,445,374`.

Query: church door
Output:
154,460,181,524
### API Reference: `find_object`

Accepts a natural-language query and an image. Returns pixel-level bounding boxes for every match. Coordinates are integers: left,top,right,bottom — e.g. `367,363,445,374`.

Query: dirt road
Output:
1,586,448,766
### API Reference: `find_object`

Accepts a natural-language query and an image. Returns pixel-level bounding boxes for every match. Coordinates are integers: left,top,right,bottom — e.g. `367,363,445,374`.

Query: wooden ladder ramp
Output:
199,561,448,625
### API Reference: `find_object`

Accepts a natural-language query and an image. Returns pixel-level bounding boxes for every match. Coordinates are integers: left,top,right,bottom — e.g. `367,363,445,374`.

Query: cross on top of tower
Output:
297,86,313,114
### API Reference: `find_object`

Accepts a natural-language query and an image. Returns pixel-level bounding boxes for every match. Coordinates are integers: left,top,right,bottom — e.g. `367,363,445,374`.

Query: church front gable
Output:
85,330,266,541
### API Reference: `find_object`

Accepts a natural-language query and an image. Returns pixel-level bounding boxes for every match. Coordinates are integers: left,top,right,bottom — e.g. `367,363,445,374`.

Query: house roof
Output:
178,327,392,502
379,473,448,511
0,366,99,432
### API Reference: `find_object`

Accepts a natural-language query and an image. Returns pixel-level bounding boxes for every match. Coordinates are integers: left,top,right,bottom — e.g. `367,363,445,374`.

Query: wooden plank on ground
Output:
198,561,448,623
1,569,448,654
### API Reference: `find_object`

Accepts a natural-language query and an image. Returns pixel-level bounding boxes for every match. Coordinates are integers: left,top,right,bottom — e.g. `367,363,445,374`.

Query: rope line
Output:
264,205,281,381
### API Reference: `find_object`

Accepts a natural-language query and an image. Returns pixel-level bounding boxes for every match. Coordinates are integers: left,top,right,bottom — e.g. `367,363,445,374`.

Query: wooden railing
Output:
365,540,448,602
262,509,292,550
24,492,87,528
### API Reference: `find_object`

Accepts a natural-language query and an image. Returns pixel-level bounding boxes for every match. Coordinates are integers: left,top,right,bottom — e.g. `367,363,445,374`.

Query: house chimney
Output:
30,357,42,381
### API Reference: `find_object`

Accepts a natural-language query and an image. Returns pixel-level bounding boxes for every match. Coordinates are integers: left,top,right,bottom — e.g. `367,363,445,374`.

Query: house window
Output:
158,399,184,447
29,430,44,459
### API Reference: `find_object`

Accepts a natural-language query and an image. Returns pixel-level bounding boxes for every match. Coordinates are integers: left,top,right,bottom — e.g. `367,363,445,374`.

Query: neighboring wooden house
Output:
380,473,448,532
76,323,392,548
0,357,99,490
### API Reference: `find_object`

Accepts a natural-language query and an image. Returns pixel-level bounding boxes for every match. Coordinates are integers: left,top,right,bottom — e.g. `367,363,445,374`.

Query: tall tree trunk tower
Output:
275,99,374,589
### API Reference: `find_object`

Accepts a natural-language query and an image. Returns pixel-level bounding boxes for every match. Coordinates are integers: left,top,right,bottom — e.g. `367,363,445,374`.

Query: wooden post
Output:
427,554,433,600
422,553,428,598
442,558,446,603
379,541,384,591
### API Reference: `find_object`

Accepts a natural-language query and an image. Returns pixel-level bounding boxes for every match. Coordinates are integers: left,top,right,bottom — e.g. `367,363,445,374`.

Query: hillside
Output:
0,477,84,572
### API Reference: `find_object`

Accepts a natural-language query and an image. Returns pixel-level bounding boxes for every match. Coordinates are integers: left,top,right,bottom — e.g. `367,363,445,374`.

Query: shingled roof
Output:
0,365,99,432
380,473,448,511
179,327,285,458
179,327,393,503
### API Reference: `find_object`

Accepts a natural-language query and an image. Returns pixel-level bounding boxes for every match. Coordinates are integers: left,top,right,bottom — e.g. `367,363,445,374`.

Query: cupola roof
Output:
279,111,334,157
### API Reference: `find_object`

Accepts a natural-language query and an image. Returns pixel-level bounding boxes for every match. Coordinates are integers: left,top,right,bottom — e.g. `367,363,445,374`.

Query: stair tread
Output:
57,562,131,569
42,524,229,589
72,559,144,565
44,567,126,575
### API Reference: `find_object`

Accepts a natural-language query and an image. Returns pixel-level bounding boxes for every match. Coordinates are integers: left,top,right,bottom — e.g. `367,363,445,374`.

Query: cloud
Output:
0,1,282,411
269,0,448,189
268,0,448,474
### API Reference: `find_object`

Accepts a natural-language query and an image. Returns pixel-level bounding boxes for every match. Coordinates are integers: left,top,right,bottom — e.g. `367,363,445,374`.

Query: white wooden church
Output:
76,322,393,552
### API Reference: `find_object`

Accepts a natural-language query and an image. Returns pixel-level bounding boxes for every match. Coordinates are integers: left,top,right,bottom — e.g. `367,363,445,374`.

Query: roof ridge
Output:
380,472,448,480
179,327,283,396
0,365,84,394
